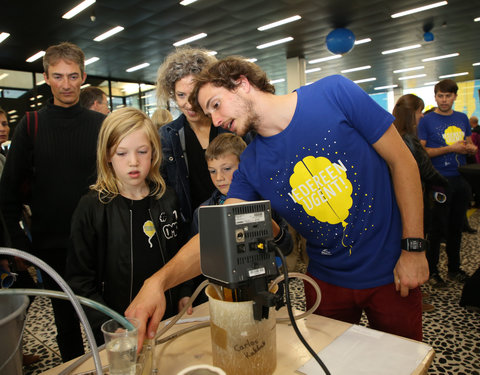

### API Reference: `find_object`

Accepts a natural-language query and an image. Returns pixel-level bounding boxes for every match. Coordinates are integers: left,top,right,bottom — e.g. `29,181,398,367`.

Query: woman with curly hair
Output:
156,47,232,226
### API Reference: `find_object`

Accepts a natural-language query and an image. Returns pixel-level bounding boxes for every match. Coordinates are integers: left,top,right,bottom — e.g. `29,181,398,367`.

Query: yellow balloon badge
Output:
289,156,354,253
442,126,464,145
143,220,156,248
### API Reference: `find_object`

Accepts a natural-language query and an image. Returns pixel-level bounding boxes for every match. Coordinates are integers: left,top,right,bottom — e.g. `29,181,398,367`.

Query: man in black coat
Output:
0,42,105,361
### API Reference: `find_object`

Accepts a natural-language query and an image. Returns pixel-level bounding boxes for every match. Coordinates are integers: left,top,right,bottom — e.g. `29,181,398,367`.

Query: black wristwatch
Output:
401,238,428,252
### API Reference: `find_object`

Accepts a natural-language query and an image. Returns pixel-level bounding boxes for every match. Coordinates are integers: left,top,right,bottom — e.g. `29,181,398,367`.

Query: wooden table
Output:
42,303,434,375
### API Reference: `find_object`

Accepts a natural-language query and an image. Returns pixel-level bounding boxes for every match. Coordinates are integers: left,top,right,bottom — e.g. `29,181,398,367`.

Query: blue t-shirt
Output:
227,75,400,289
417,111,471,176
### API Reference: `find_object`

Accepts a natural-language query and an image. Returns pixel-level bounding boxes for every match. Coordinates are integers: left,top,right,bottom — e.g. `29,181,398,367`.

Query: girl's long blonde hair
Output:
91,107,166,203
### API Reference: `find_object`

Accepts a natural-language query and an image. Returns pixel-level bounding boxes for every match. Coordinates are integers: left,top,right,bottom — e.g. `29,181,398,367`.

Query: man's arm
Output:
372,125,429,297
125,234,202,349
420,138,472,158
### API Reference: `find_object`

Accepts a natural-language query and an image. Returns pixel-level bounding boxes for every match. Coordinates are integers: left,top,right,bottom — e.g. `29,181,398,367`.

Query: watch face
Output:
402,238,427,252
411,240,421,249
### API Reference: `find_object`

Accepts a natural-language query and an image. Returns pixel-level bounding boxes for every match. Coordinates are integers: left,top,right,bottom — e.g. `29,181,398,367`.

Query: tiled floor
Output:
13,210,480,374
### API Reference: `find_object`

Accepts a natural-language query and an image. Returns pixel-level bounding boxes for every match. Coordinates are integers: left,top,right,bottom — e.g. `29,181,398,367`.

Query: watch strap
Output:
401,238,428,252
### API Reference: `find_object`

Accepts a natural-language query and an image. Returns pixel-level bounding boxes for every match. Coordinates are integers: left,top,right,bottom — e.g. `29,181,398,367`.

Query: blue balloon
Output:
424,32,434,42
326,28,355,55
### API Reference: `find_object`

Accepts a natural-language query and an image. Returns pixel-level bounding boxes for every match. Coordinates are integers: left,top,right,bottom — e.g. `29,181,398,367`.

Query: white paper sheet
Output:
297,325,432,375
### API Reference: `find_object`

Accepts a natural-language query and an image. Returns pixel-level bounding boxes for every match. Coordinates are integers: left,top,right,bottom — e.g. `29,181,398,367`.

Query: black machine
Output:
199,200,283,320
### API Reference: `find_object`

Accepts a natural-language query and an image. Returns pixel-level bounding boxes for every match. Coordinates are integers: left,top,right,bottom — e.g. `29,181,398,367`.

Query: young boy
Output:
191,133,292,254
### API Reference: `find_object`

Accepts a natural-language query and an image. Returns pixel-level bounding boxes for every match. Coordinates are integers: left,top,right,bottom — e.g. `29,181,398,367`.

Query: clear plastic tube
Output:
0,247,104,375
0,288,133,330
154,272,322,344
270,272,322,322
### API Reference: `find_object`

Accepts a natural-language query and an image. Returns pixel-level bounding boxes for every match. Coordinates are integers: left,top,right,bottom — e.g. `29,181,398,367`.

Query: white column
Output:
286,57,306,93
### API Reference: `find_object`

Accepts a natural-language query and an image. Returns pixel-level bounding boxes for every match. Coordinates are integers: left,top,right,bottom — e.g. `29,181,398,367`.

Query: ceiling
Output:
1,0,480,95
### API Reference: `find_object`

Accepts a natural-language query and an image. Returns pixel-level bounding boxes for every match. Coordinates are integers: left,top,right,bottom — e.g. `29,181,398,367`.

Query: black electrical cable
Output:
270,241,331,375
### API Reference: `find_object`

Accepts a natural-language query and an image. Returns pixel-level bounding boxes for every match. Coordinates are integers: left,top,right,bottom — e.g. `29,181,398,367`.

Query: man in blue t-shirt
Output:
417,79,477,287
126,57,429,347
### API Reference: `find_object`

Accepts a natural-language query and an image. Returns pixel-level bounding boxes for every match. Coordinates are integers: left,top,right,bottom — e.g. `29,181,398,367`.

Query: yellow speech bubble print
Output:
288,156,353,226
443,126,464,145
143,220,156,248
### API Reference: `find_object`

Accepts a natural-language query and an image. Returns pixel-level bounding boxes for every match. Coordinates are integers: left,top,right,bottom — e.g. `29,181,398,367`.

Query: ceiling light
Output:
422,53,459,61
207,51,217,56
256,37,293,49
26,51,46,63
270,78,285,84
353,77,376,84
8,110,16,114
0,32,10,44
473,62,480,66
439,72,469,78
391,1,447,18
424,81,439,85
36,80,45,86
393,66,424,73
382,44,421,55
354,38,371,45
126,63,150,72
180,0,198,5
94,26,124,42
305,67,321,74
81,83,91,89
341,65,371,73
62,0,96,19
308,54,342,64
474,17,480,22
85,57,100,65
398,74,427,80
0,73,8,80
258,15,301,31
173,32,207,47
245,58,257,63
374,85,398,90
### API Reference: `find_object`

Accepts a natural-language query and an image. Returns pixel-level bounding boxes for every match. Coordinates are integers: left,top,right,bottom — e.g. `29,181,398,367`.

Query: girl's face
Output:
109,129,152,196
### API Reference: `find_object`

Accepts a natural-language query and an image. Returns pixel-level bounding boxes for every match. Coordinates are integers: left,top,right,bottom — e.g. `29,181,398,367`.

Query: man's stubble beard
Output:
240,97,260,136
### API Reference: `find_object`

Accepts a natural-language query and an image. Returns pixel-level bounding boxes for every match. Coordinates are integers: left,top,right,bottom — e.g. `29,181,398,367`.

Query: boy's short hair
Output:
434,79,458,95
205,133,247,161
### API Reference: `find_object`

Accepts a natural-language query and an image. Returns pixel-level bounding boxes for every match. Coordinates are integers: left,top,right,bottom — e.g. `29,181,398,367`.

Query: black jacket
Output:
403,134,448,188
66,188,188,340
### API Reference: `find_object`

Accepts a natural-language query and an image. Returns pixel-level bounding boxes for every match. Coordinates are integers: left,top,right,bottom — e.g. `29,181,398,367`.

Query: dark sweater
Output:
0,99,105,252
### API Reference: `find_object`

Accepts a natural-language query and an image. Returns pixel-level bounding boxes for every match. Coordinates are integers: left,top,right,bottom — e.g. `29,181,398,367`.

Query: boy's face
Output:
207,152,239,196
434,90,456,114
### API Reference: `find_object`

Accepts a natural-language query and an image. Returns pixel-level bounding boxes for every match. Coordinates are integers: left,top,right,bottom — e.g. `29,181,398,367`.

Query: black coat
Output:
66,188,188,341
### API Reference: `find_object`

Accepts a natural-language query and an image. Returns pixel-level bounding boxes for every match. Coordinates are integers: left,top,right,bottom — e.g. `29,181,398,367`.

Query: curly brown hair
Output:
156,47,217,106
189,56,275,112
